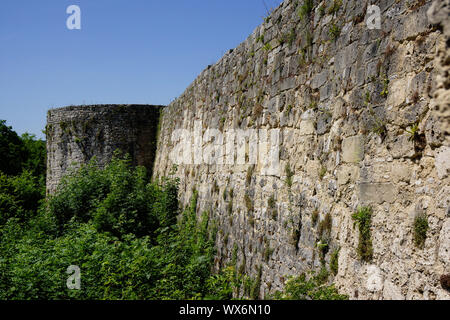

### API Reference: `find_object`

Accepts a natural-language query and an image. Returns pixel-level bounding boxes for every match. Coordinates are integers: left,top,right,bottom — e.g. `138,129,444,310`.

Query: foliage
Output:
250,266,262,300
271,272,348,300
20,133,47,181
413,213,428,249
380,74,389,97
328,0,343,15
308,100,318,110
268,195,277,220
290,228,301,247
285,163,294,188
316,239,329,264
0,120,28,176
0,154,220,300
246,165,254,186
318,212,332,238
311,209,319,226
204,266,237,300
0,171,44,225
244,193,254,213
329,23,341,41
352,206,373,262
319,166,327,180
0,120,46,180
406,122,421,142
263,42,272,52
298,0,314,21
318,4,326,17
0,121,46,226
330,248,340,275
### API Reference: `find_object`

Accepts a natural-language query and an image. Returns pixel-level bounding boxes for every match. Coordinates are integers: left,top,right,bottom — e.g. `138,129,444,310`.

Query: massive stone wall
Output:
153,0,450,299
46,105,162,193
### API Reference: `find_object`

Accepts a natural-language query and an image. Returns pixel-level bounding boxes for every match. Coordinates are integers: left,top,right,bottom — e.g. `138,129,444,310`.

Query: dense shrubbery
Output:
0,152,219,299
0,121,46,180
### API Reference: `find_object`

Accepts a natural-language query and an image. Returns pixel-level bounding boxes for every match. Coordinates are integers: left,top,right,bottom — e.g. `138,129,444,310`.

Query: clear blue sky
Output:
0,0,283,139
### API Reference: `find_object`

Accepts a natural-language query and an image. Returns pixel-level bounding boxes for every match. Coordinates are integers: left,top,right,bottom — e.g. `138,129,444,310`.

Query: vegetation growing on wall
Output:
271,272,348,300
330,248,340,275
285,163,294,188
352,207,374,262
297,0,314,21
413,213,429,249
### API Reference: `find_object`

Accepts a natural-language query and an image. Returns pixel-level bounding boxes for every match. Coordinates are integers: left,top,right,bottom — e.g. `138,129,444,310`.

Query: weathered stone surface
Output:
394,4,431,41
391,163,412,183
46,105,163,194
358,183,396,205
342,136,364,163
438,219,450,266
387,76,412,107
366,265,383,293
383,280,405,300
435,146,450,179
337,165,359,185
311,69,328,89
299,120,315,136
390,135,415,159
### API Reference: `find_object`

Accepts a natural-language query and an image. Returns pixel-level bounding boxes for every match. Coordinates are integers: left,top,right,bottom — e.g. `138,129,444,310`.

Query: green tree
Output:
0,120,28,176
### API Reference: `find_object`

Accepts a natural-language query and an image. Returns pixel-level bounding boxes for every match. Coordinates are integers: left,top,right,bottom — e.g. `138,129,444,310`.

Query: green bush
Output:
0,120,28,176
0,171,43,225
0,154,219,300
271,272,348,300
0,120,46,180
204,266,237,300
47,154,179,239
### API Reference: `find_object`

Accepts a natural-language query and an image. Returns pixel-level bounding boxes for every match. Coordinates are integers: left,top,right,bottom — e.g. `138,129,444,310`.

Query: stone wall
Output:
153,0,450,299
46,105,162,194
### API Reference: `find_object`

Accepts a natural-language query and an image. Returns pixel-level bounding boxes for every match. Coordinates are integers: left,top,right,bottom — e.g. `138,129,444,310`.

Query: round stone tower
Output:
46,104,163,194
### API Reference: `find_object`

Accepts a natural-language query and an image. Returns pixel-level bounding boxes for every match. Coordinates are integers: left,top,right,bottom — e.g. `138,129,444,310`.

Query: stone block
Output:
390,134,415,159
311,69,328,89
358,182,396,204
383,280,405,300
387,77,408,107
299,120,315,135
342,135,365,163
438,218,450,266
435,146,450,179
366,265,383,292
391,163,412,183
